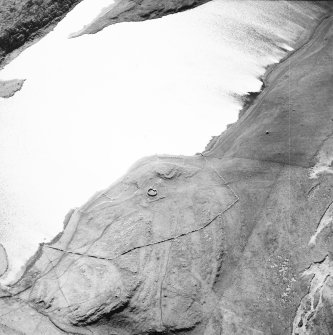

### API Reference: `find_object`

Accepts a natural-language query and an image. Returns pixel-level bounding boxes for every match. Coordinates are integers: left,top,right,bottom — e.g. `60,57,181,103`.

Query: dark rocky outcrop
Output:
0,1,333,335
73,0,333,38
0,0,83,69
0,0,214,69
73,0,211,37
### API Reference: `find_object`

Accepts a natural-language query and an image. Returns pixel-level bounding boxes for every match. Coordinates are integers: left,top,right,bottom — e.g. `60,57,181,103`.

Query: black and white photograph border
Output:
0,1,332,334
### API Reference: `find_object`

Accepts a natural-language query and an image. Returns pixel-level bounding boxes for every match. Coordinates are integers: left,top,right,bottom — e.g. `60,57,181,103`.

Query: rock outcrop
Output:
0,0,214,69
0,0,83,69
0,79,25,98
73,0,333,38
0,1,333,335
73,0,211,36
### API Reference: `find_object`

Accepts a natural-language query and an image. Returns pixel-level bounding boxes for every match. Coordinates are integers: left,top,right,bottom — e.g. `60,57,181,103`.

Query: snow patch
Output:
292,256,333,335
309,201,333,246
309,137,333,179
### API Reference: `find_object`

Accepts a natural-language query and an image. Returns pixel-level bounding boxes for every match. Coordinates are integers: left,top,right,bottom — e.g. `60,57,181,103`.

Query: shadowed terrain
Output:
0,0,83,69
72,0,211,36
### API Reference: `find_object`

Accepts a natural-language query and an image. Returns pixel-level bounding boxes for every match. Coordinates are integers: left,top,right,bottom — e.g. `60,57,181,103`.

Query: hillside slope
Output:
0,0,83,69
73,0,211,36
0,3,332,335
0,1,333,335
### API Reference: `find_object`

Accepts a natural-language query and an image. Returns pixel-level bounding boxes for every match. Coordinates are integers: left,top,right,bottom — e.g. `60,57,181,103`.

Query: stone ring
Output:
147,188,157,197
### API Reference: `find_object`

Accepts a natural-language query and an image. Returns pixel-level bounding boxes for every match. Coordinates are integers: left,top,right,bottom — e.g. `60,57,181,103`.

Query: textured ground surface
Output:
0,0,213,69
0,0,83,69
73,0,211,36
0,1,333,335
